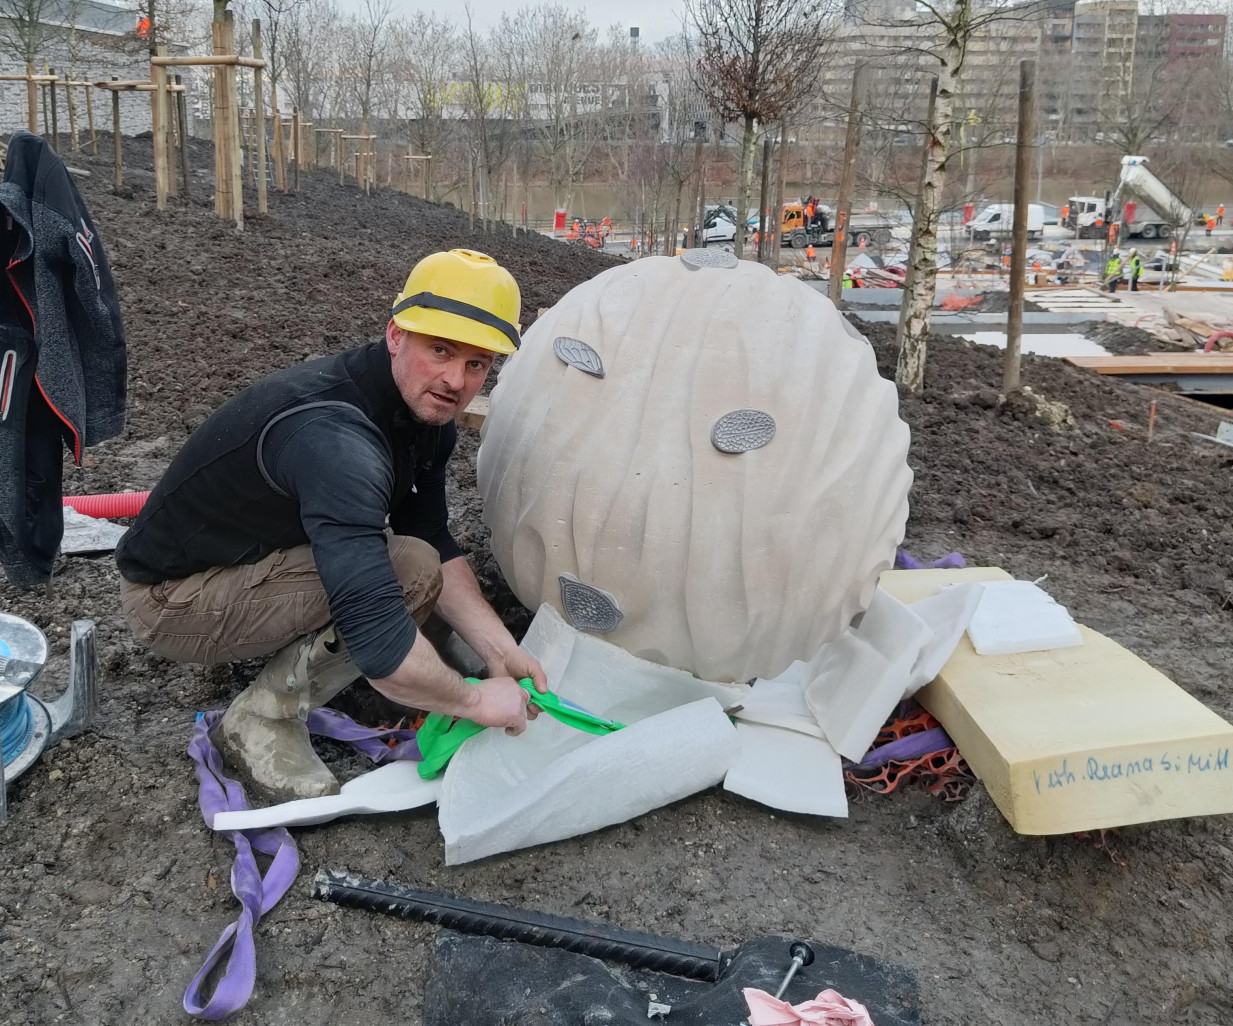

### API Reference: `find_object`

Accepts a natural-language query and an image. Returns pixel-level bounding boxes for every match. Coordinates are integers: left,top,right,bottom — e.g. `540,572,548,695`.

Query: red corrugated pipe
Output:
1203,331,1233,353
63,491,149,518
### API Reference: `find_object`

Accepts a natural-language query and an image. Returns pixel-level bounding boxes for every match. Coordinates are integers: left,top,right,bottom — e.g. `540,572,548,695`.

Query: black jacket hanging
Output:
0,130,127,588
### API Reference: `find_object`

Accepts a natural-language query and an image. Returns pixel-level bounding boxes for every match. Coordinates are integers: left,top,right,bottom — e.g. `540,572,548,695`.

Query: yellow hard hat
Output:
391,249,522,355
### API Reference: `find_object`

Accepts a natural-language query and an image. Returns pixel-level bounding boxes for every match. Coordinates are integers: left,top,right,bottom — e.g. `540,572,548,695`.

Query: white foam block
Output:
439,698,737,865
724,721,848,817
211,760,440,832
965,580,1083,656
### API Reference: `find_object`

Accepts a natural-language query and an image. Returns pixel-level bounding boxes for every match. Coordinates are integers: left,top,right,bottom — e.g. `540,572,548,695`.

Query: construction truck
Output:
780,202,895,249
1063,156,1197,240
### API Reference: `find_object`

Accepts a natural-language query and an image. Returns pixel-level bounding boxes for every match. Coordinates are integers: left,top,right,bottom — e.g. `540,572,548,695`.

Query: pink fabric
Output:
743,987,876,1026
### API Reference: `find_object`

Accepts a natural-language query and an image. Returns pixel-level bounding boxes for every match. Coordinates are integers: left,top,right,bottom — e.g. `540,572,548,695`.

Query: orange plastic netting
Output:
843,701,975,802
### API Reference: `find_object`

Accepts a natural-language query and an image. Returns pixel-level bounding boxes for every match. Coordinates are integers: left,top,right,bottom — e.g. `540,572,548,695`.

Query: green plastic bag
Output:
416,678,626,780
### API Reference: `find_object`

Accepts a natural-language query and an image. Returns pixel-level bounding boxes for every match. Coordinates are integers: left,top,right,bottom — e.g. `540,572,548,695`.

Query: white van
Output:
965,203,1045,241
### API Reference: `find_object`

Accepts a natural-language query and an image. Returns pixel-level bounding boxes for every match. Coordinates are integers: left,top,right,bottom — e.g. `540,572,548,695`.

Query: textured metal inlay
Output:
679,248,739,270
559,574,624,632
553,336,605,378
710,409,776,453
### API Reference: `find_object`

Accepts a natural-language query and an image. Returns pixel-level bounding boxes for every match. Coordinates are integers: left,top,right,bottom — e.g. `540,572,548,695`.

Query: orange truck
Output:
780,203,895,249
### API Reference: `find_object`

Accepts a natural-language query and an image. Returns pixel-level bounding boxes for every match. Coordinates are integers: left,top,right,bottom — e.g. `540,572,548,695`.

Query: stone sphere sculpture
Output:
476,253,912,684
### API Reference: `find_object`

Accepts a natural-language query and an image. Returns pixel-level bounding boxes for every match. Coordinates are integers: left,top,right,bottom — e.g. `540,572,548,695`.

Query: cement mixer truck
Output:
1062,155,1197,240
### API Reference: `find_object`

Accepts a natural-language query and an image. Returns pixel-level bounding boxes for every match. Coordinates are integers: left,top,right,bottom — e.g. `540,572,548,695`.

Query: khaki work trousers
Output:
119,535,443,666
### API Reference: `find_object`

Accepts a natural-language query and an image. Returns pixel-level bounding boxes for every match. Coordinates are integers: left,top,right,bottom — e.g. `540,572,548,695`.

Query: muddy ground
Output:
2,136,1232,1026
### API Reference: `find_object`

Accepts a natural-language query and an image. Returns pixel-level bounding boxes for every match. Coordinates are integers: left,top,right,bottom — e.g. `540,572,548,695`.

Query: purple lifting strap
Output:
895,549,966,571
184,709,421,1020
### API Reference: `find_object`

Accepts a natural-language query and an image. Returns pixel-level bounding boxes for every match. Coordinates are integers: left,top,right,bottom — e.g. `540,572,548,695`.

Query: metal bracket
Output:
1,618,96,824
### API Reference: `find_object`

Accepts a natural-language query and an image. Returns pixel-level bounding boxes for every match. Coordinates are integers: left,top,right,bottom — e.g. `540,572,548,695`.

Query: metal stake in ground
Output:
773,941,815,999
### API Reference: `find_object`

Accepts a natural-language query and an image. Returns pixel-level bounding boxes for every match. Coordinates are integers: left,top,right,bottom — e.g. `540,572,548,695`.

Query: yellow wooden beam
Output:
879,567,1233,835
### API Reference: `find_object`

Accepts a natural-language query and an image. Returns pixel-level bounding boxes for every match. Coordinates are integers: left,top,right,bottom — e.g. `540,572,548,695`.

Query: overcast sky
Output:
381,0,690,44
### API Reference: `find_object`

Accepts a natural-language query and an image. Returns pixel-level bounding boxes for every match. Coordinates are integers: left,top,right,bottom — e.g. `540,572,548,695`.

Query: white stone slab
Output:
959,332,1110,357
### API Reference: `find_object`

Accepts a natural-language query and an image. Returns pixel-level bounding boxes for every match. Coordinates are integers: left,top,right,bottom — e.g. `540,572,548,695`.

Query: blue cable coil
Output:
1,692,34,768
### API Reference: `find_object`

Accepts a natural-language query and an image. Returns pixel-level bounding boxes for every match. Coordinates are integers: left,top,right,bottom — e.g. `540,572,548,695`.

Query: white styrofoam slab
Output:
964,580,1083,656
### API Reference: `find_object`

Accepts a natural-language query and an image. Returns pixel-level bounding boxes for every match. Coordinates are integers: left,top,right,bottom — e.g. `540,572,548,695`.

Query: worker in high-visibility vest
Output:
1219,204,1226,227
1207,216,1216,237
1104,251,1123,293
1126,248,1143,292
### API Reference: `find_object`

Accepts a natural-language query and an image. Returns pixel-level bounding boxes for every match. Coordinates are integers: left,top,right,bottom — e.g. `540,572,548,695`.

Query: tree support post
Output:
1004,59,1036,394
26,63,37,134
175,74,192,201
830,65,865,305
85,84,96,154
252,19,268,214
48,68,58,144
150,47,170,209
292,108,300,193
111,79,122,190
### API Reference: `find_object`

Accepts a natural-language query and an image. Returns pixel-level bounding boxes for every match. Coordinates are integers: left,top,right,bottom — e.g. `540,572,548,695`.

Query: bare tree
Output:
0,0,56,65
686,0,837,257
341,0,391,124
393,12,455,200
887,0,1048,392
282,0,340,123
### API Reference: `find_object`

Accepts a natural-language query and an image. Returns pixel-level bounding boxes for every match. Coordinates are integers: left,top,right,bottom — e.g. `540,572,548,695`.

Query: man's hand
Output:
487,646,548,695
468,676,533,735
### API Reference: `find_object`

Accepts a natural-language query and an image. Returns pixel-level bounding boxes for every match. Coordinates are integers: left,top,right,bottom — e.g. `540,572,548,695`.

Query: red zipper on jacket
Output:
8,257,82,462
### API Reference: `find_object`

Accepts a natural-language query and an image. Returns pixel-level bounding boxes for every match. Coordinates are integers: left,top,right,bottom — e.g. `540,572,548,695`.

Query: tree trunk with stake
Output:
829,65,864,305
757,135,772,263
734,114,757,258
895,49,957,392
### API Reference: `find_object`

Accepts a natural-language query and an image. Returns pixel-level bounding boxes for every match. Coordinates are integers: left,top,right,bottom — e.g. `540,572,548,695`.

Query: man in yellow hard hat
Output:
115,249,546,802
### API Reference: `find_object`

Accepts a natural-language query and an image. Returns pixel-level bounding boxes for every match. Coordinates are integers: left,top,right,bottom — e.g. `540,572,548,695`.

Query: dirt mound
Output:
2,138,1232,1026
1082,319,1176,355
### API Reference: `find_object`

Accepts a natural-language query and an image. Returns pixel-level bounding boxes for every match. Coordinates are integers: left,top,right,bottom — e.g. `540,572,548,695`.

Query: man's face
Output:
386,323,496,425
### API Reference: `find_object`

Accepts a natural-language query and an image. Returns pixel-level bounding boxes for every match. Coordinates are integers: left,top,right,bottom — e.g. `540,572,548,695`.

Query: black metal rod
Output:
313,868,728,982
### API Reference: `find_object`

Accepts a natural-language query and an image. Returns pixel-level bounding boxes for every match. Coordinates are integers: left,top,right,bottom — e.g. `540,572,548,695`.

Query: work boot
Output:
215,625,362,804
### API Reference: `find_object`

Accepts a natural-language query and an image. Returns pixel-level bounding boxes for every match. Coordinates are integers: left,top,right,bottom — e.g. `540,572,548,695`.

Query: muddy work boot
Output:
215,625,362,804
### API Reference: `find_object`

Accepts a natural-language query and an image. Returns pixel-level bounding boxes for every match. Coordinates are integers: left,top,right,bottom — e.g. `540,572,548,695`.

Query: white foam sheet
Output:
211,760,441,832
437,604,750,865
724,721,847,818
964,580,1083,656
801,584,984,762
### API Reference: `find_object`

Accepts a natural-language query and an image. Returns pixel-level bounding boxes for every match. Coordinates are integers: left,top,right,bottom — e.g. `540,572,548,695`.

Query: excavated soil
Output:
2,136,1232,1026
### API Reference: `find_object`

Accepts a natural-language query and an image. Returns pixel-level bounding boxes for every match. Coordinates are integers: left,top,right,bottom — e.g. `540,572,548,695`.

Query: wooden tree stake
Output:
85,85,96,154
26,63,37,133
111,77,122,190
150,48,170,209
252,19,268,214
